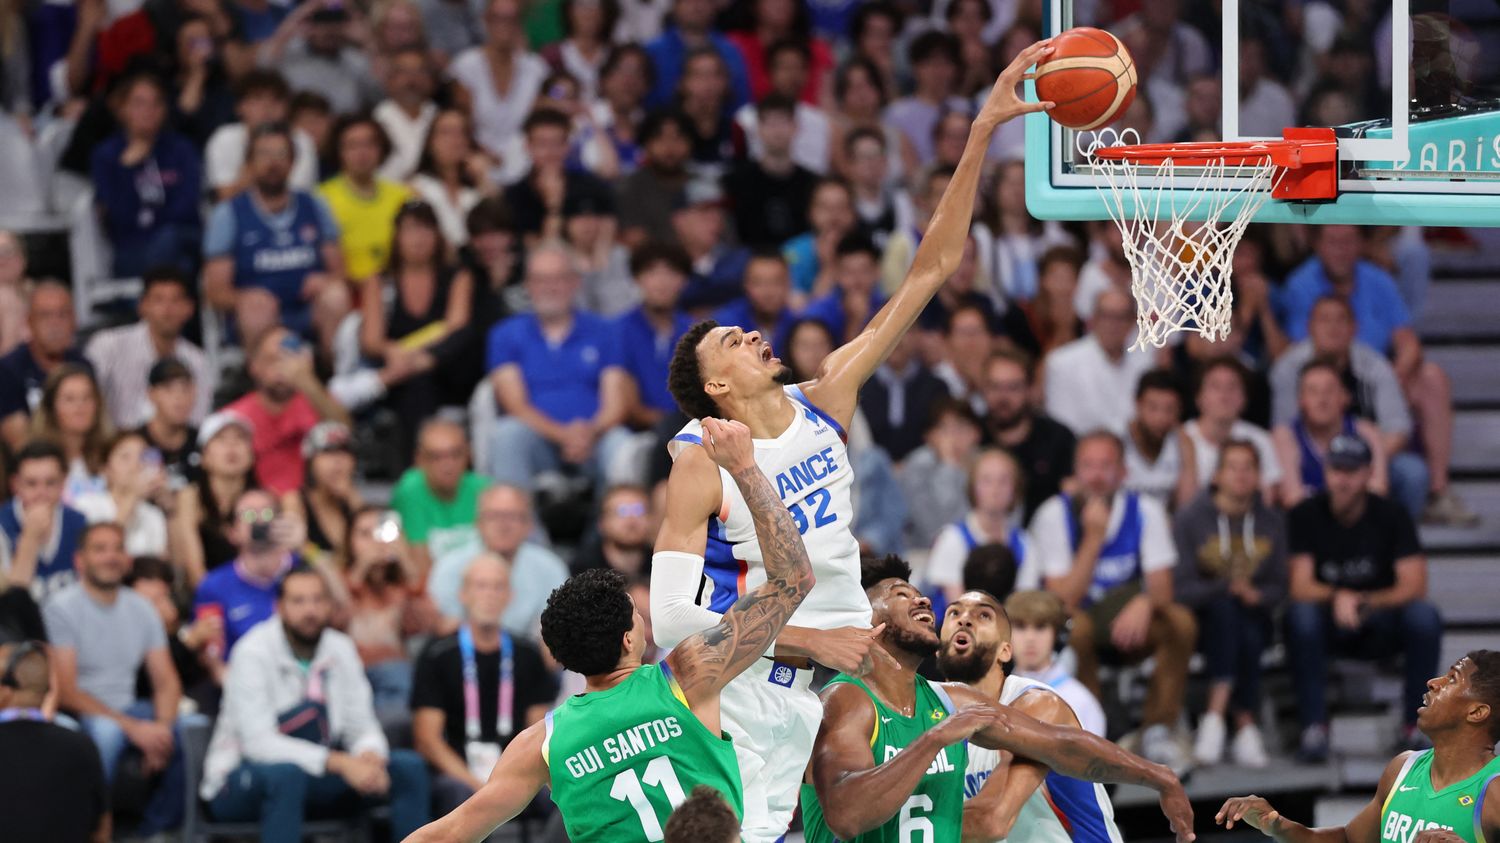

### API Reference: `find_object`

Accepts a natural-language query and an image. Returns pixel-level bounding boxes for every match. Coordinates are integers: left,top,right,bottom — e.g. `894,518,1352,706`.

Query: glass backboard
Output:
1025,0,1500,226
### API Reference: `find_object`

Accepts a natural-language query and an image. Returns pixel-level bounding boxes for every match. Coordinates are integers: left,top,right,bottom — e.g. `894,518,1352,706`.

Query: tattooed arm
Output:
665,418,817,712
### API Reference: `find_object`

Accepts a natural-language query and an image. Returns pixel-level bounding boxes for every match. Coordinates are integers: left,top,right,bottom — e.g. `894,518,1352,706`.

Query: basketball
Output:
1034,27,1138,131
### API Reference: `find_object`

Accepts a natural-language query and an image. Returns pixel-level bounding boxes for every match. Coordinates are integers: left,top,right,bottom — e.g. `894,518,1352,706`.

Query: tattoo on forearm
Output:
671,465,815,696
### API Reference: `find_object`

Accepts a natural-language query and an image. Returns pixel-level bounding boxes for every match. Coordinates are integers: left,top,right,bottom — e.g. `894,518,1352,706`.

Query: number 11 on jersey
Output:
609,756,688,841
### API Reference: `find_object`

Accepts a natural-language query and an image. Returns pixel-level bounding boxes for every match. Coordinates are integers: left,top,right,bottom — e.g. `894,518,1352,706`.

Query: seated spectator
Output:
986,160,1074,303
409,108,499,248
1073,222,1130,321
1124,370,1191,509
1275,359,1393,512
504,108,615,243
86,268,213,431
860,331,949,463
0,230,30,356
644,0,751,111
373,47,437,181
90,72,203,278
73,432,170,559
319,115,413,286
899,397,981,550
728,0,832,104
783,317,837,383
1180,357,1282,503
1285,433,1442,761
392,419,489,577
262,1,380,115
410,555,557,813
802,233,886,344
915,235,1001,360
0,641,111,843
724,95,816,250
981,350,1076,521
0,283,87,451
1016,245,1085,357
338,506,439,728
565,191,636,316
928,448,1028,604
735,41,832,174
781,177,857,306
289,92,336,176
1278,225,1475,525
30,364,110,503
842,127,915,250
1030,432,1194,771
1004,589,1107,736
1172,441,1287,769
45,523,200,835
711,251,799,350
484,244,631,490
205,70,322,201
615,110,694,250
0,441,87,603
430,486,568,641
885,31,969,165
1043,288,1154,437
226,328,352,495
582,45,653,178
616,243,694,434
673,179,752,311
540,0,614,98
677,48,740,172
193,488,302,654
448,0,547,157
172,413,258,584
288,422,362,562
137,359,202,489
880,167,949,292
931,302,995,417
571,484,653,575
127,556,225,716
201,566,430,839
1271,295,1444,526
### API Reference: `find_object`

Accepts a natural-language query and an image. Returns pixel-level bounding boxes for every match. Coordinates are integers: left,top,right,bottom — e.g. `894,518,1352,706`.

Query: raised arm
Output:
665,418,816,709
963,690,1075,842
402,721,551,843
801,42,1054,427
1216,751,1410,843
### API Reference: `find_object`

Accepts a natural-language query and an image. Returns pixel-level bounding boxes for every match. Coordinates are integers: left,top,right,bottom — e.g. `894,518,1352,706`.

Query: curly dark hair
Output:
860,553,913,591
664,785,740,843
541,569,636,676
667,320,721,421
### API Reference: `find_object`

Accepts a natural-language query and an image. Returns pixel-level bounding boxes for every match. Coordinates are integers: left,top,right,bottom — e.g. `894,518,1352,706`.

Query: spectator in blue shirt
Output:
1278,225,1475,527
712,251,799,351
484,244,632,490
90,72,203,279
674,179,751,311
192,488,298,654
781,177,858,306
0,441,88,605
801,232,887,344
201,123,348,343
644,0,751,112
616,242,695,432
0,283,90,451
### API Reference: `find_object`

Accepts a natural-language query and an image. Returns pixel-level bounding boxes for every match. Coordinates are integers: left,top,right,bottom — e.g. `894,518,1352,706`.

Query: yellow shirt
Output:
317,175,411,281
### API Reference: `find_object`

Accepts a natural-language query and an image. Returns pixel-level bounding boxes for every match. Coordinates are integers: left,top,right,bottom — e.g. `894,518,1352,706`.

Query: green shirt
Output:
543,663,743,842
1380,750,1500,843
390,469,487,561
800,674,968,843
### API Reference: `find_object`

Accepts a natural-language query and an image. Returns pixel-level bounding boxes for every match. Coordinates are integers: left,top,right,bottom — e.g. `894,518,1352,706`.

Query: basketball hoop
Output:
1082,127,1339,349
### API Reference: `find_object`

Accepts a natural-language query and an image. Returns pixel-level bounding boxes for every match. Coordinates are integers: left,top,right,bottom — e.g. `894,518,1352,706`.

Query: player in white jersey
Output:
650,42,1058,843
938,591,1125,843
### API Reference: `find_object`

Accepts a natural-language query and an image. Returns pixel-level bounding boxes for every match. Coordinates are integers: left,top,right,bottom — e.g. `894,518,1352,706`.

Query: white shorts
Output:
719,658,822,843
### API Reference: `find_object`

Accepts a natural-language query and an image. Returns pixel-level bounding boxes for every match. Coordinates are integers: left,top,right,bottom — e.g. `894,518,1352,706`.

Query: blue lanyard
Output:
457,625,514,741
0,707,46,723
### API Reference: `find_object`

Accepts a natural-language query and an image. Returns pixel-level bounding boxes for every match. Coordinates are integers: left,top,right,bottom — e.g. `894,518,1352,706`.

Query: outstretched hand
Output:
976,39,1056,128
1217,795,1285,836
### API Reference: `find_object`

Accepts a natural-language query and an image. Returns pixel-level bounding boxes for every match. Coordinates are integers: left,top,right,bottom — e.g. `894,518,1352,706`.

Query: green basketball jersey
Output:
800,673,968,843
543,663,743,842
1379,749,1500,843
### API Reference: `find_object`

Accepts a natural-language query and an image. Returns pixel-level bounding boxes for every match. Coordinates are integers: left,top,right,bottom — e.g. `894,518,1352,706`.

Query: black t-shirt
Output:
1287,493,1421,591
410,632,559,754
994,413,1077,524
504,170,616,236
723,160,816,249
0,586,46,643
0,346,91,422
0,720,109,843
135,424,202,491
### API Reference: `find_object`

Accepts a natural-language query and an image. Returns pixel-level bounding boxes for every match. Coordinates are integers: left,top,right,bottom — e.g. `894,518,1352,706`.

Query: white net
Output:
1083,129,1287,350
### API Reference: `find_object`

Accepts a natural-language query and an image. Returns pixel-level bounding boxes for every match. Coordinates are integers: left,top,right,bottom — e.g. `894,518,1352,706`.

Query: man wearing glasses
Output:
193,488,304,654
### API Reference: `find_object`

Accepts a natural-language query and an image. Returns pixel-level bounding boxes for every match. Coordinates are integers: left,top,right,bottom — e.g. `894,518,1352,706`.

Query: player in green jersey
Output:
802,555,1196,843
403,417,818,843
1218,651,1500,843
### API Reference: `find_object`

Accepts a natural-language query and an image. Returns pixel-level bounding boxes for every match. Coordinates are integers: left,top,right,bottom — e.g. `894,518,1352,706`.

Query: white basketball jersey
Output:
963,675,1123,843
667,385,872,632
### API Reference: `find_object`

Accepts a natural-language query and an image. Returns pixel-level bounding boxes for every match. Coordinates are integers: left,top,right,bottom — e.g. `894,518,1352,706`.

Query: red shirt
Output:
226,392,320,494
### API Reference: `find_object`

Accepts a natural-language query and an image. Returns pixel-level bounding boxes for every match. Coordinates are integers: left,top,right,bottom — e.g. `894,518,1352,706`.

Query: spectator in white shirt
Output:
373,47,438,181
447,0,549,157
1004,589,1108,737
72,431,170,559
1180,357,1282,504
1043,288,1154,436
1124,369,1193,510
205,70,321,201
84,268,213,430
734,40,832,174
927,448,1029,605
1236,35,1297,138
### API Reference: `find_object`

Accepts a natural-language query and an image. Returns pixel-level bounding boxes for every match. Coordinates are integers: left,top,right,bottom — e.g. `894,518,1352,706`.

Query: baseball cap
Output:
302,421,353,459
197,411,254,447
148,357,193,388
1326,433,1373,471
673,178,725,212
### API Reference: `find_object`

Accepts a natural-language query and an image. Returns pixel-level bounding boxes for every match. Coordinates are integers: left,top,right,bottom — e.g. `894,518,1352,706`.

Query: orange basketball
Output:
1034,27,1138,131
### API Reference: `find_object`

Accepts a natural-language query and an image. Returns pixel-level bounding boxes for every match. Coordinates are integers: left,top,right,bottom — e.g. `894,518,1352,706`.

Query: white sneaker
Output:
1231,724,1270,769
1142,724,1191,776
1194,712,1227,766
